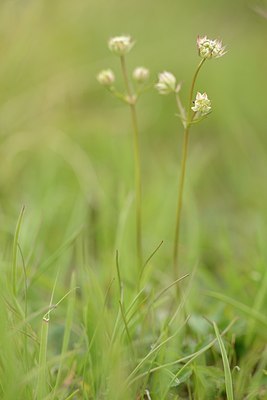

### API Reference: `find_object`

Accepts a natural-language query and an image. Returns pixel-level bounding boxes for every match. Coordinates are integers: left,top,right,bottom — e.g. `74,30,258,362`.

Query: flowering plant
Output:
156,35,226,284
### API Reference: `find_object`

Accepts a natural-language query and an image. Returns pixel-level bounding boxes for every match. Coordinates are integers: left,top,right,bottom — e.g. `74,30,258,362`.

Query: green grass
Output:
0,0,267,399
213,321,234,400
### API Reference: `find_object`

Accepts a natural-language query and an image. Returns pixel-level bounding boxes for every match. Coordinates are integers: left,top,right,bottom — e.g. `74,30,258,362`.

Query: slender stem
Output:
173,58,206,282
175,92,186,127
120,55,132,95
120,55,143,267
187,58,206,119
173,126,190,277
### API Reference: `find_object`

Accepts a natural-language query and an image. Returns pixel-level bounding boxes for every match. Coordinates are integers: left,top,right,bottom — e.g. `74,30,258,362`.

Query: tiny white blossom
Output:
108,35,134,56
133,67,150,83
197,36,226,59
191,92,211,115
97,69,115,86
155,71,176,95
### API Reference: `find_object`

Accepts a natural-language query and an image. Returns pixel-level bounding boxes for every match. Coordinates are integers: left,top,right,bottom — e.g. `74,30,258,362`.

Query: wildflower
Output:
97,69,115,86
155,71,177,95
197,36,226,59
108,35,134,56
133,67,150,83
191,92,211,115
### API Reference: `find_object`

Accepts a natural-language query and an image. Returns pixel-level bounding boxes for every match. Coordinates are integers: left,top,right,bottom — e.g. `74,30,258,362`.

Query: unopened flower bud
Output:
133,67,150,83
191,92,211,115
197,36,226,59
155,71,176,95
108,35,134,56
97,69,115,86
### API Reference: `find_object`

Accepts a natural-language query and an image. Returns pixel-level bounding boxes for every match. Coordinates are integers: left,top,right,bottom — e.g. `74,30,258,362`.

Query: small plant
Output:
155,35,226,283
97,35,150,268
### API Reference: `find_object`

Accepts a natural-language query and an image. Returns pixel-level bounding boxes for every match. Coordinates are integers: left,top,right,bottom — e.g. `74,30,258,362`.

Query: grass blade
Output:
52,272,77,399
12,205,25,295
213,321,234,400
36,315,49,400
204,290,267,327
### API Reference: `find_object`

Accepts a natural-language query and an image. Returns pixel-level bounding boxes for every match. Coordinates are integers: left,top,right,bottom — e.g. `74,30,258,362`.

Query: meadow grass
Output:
0,0,267,399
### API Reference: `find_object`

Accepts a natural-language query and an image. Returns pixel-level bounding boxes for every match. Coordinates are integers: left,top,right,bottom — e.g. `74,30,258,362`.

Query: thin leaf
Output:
213,321,234,400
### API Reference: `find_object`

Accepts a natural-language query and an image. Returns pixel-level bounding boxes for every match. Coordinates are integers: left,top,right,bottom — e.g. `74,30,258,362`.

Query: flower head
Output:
108,35,134,56
155,71,177,95
97,69,115,86
133,67,150,83
191,92,211,115
197,36,226,59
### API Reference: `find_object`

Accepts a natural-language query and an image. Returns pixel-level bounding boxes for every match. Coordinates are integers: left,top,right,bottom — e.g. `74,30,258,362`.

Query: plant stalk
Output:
120,55,143,268
173,59,206,281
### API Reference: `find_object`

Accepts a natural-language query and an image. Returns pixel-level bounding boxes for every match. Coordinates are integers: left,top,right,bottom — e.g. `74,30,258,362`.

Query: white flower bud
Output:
108,35,134,56
97,69,115,86
197,36,226,59
155,71,176,95
133,67,150,83
191,92,211,115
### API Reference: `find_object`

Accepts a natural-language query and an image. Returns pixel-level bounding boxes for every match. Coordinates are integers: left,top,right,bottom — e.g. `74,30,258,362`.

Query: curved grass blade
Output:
213,321,234,400
12,205,25,295
204,291,267,327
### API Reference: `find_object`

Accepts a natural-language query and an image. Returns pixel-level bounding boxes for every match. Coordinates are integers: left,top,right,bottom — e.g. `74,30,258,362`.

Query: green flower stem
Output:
173,59,206,282
120,55,143,268
175,93,186,126
187,59,206,118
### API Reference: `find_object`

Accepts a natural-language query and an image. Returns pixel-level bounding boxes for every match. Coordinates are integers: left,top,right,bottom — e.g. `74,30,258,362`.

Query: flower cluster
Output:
97,69,115,87
97,36,150,103
155,71,180,95
108,35,134,56
155,36,226,123
98,34,226,122
133,67,150,83
191,92,211,116
197,36,226,59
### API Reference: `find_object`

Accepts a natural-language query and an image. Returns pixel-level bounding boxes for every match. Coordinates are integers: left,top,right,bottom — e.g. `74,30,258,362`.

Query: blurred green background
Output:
0,0,267,296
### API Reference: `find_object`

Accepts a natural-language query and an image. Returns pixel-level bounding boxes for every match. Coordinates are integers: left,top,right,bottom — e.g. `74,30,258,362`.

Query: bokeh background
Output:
0,0,267,301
